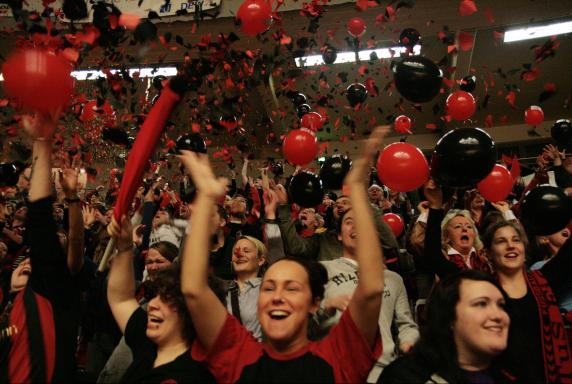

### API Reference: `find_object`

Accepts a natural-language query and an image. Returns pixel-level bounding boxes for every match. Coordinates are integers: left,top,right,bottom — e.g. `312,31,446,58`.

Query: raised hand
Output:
178,150,228,199
59,167,80,198
108,215,133,252
20,109,60,140
82,205,96,228
345,125,390,187
423,179,443,209
263,188,278,219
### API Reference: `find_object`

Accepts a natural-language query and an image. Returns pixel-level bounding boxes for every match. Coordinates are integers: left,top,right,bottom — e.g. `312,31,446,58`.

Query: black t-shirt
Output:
502,290,545,384
121,308,216,384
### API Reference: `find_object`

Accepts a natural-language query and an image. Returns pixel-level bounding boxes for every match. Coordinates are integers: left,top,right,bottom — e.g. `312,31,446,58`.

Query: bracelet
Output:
64,197,81,204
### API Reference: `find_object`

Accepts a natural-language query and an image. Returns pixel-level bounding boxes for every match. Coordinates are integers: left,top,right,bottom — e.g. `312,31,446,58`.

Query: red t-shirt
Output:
192,310,382,383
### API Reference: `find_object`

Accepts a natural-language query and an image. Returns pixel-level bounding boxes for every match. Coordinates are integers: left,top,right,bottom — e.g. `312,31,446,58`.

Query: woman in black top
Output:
107,215,216,383
380,270,514,384
422,179,572,383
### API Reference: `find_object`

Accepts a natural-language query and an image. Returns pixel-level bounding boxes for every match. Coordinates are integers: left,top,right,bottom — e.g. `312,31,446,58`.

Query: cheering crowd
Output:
0,112,571,384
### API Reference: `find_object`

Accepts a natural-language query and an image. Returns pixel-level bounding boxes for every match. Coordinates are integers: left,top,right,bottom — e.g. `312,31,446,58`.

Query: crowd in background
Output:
1,114,572,383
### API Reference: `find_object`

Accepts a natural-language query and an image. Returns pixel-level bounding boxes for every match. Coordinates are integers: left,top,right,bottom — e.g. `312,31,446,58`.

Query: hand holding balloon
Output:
346,126,390,189
20,109,61,140
423,179,443,209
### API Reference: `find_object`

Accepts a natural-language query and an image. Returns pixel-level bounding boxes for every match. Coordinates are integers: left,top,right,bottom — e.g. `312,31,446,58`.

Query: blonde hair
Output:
235,235,268,261
440,209,483,251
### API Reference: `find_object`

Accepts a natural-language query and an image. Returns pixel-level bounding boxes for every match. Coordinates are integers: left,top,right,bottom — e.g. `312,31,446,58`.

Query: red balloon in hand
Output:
524,105,544,126
3,49,74,114
383,213,405,237
377,142,429,192
237,0,273,36
283,128,318,166
394,115,412,134
477,164,513,203
347,17,366,38
446,90,476,121
301,112,324,131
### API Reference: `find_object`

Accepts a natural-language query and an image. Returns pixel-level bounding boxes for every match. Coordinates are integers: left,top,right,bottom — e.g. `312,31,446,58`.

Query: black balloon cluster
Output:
551,119,572,151
399,28,421,48
322,44,338,64
290,91,312,118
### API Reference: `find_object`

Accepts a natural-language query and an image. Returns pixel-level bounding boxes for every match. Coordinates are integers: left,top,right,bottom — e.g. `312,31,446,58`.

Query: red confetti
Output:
355,0,378,11
505,91,516,108
61,47,79,63
426,123,438,130
119,13,141,30
0,99,9,107
485,114,493,128
544,83,556,92
458,31,474,51
442,78,455,88
521,67,540,82
483,6,494,23
459,0,477,17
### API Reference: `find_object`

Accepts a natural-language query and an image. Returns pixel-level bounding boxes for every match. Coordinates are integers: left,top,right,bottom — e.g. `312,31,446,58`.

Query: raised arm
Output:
107,215,139,333
24,113,57,202
60,167,85,275
346,126,388,347
178,150,229,350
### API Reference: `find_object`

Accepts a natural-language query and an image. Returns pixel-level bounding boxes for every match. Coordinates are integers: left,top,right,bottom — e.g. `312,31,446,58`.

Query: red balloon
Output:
383,213,405,237
283,129,318,166
236,0,272,36
446,90,476,121
301,112,323,131
347,17,366,37
2,49,74,114
377,142,429,192
394,115,412,134
524,105,544,126
477,164,513,203
80,100,115,125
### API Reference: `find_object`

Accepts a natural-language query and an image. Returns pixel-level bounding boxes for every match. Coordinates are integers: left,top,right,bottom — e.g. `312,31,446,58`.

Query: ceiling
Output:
0,0,571,174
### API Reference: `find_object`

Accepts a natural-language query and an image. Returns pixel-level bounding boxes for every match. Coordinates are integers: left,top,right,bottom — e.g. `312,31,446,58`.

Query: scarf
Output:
446,249,491,274
526,271,572,383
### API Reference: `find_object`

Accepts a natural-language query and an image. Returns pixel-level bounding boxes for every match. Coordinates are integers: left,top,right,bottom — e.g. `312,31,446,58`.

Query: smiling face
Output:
11,257,31,292
146,295,186,347
298,208,317,231
334,197,351,220
453,279,510,367
488,225,525,274
337,210,356,256
258,260,319,351
446,215,477,255
232,238,264,276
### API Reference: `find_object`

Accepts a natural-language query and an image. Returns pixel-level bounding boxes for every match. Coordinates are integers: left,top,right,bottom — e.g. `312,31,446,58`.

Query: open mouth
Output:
269,310,290,320
148,315,164,324
504,252,519,259
460,235,470,241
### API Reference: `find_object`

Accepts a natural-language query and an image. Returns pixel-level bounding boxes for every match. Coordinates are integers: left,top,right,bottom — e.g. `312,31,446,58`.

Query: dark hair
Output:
414,270,509,383
482,221,525,250
481,211,505,234
215,204,228,221
142,264,226,345
267,256,328,301
336,208,352,235
149,241,179,263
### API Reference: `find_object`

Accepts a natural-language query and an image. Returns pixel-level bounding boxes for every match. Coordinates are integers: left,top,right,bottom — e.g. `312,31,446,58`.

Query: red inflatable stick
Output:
113,80,183,221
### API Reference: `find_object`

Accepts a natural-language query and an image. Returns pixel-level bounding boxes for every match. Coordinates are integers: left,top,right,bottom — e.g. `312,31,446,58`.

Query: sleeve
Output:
276,205,320,259
423,208,460,278
124,307,154,358
27,197,70,300
554,165,572,188
263,223,287,263
314,310,382,384
191,313,263,384
393,278,420,345
539,237,572,294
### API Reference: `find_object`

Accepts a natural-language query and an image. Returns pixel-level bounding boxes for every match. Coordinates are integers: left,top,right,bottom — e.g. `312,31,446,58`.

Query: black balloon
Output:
521,185,572,236
270,161,284,176
0,162,23,187
152,75,167,91
399,28,421,48
62,0,88,20
551,119,572,151
297,104,312,118
176,133,207,154
431,128,496,187
393,56,443,103
289,171,324,208
322,45,338,64
346,83,368,107
291,92,308,107
459,75,477,93
319,155,352,190
102,128,131,147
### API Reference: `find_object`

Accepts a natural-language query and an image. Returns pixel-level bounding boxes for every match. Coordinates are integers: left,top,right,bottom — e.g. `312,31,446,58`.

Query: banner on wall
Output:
0,0,222,21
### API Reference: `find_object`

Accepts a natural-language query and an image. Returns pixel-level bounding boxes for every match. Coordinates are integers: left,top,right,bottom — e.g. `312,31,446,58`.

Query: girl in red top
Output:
178,127,390,383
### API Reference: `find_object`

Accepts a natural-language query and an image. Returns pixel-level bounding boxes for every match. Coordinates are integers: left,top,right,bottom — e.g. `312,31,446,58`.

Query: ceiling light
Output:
295,45,421,67
0,66,177,82
504,20,572,43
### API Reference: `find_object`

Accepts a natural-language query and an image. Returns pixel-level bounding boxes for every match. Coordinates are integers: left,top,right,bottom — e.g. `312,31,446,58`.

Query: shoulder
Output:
381,354,436,383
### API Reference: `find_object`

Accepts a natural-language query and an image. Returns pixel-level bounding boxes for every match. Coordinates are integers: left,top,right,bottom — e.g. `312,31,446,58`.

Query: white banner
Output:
0,0,222,21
